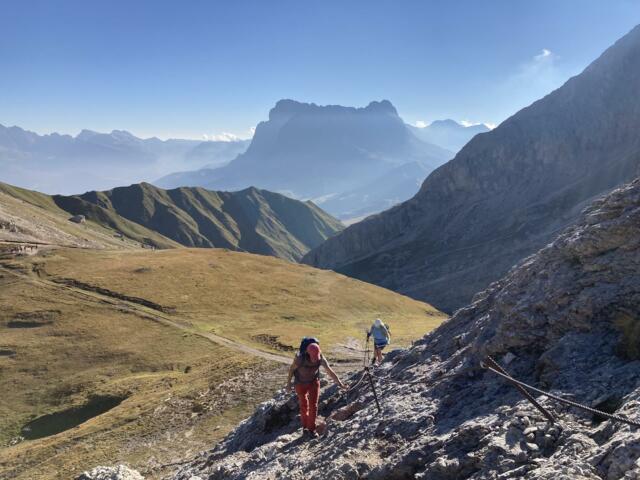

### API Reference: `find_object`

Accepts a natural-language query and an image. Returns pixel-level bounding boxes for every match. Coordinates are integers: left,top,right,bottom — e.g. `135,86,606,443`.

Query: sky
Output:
2,0,639,140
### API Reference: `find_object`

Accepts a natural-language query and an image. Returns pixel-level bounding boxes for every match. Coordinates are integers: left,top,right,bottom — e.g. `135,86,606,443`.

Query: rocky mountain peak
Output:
268,99,315,120
268,98,400,120
429,118,460,128
76,129,100,140
109,129,137,140
364,99,398,115
181,98,451,220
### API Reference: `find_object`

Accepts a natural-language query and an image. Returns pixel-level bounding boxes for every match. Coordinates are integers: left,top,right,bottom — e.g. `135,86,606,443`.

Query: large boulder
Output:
76,465,144,480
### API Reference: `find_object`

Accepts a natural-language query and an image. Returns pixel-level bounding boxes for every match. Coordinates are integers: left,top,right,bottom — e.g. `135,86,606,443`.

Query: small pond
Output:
21,395,126,440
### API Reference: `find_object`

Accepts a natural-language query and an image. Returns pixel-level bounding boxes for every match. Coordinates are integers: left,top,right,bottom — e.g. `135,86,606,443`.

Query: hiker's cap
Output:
306,343,321,362
374,318,383,327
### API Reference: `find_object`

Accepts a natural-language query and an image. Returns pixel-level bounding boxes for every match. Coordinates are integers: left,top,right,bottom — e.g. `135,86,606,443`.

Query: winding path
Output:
1,263,293,365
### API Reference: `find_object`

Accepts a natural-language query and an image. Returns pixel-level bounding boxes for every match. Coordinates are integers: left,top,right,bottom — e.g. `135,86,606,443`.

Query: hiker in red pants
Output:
286,337,346,438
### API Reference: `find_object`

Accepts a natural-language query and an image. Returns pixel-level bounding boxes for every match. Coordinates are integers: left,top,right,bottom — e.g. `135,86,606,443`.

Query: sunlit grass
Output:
0,248,446,479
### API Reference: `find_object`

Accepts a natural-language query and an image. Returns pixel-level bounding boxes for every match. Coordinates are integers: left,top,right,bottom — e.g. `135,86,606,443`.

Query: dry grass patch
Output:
0,273,280,480
32,248,446,357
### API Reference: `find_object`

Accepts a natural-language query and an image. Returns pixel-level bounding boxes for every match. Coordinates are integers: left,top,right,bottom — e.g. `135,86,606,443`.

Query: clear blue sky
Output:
2,0,639,139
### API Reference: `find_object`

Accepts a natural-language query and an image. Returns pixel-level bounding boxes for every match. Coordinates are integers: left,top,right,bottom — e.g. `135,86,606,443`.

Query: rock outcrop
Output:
303,24,640,313
76,465,144,480
172,177,640,479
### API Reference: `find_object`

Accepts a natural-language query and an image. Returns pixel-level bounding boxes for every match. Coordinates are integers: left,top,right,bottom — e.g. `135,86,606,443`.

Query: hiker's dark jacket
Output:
294,353,324,384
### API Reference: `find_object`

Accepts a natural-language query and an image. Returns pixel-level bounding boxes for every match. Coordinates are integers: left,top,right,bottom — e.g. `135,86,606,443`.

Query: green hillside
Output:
0,182,178,250
54,183,344,261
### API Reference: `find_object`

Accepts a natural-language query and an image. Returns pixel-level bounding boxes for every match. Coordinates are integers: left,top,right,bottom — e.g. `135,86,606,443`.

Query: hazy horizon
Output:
3,1,640,140
0,102,490,142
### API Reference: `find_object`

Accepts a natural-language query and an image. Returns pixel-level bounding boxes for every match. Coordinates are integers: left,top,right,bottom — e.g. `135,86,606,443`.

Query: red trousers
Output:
295,380,320,431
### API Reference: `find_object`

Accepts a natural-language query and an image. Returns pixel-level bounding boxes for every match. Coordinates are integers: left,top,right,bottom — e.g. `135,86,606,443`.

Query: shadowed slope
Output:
304,24,640,312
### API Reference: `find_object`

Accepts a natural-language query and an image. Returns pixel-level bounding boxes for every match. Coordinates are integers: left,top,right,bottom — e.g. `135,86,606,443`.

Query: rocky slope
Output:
167,177,640,480
157,100,453,220
54,182,344,261
303,24,640,313
77,466,144,480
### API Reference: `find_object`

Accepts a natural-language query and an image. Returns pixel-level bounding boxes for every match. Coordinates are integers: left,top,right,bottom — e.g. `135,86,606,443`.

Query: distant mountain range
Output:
0,125,249,194
52,182,343,261
157,100,457,220
409,120,491,153
1,105,491,222
303,24,640,313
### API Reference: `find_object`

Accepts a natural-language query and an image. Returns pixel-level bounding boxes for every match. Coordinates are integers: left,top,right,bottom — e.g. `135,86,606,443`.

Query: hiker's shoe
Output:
301,428,310,438
307,430,319,439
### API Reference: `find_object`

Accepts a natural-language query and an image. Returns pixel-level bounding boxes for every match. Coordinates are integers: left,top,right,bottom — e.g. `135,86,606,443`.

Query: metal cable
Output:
484,364,640,428
344,369,367,393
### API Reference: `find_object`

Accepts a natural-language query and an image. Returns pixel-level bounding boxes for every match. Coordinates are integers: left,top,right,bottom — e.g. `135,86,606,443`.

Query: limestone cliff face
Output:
171,177,640,480
303,24,640,313
156,99,453,220
191,99,450,199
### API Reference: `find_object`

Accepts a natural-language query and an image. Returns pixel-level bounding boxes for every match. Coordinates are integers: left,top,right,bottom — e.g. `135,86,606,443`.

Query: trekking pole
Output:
363,332,370,369
365,366,382,414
